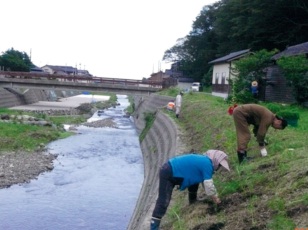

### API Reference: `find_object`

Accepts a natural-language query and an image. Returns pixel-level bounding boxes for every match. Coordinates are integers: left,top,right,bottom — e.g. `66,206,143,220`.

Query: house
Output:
41,65,78,75
165,62,194,91
77,69,92,77
265,41,308,103
208,49,251,99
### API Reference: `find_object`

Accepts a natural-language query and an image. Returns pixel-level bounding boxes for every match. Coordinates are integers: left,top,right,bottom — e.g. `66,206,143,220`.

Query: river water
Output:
0,95,144,230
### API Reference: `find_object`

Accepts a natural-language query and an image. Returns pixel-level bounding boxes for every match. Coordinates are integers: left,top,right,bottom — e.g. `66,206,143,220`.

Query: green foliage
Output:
268,197,286,213
265,103,284,114
125,95,135,115
0,48,33,71
230,49,278,103
0,122,61,151
158,86,181,97
48,115,87,125
139,112,156,142
267,215,295,230
276,110,300,120
277,55,308,105
158,89,308,229
163,0,308,82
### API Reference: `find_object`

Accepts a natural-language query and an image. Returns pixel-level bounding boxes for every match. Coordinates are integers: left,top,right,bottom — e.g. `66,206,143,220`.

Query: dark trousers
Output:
152,162,198,219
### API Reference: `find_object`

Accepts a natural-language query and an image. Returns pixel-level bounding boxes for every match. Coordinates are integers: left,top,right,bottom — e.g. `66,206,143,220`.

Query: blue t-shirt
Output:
169,154,214,190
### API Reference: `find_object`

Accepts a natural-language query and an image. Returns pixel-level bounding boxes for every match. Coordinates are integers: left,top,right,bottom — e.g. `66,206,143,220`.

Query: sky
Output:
1,0,216,79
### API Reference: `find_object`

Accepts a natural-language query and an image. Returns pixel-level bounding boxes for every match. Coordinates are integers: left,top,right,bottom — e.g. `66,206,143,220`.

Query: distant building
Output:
208,49,251,99
41,65,78,75
147,71,169,82
30,65,44,73
165,62,194,91
265,41,308,103
77,69,92,77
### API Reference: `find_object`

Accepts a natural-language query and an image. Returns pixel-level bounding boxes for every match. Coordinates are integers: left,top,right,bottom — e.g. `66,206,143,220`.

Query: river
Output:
0,95,144,230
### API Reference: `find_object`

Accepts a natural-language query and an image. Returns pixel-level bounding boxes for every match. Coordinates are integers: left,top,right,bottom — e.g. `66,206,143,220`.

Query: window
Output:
215,73,219,84
221,72,226,84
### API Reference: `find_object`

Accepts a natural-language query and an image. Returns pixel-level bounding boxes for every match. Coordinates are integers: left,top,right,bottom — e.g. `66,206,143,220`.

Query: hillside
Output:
158,91,308,230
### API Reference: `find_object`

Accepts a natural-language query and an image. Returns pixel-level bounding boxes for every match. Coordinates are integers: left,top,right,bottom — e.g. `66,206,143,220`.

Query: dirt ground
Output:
0,117,117,190
0,151,57,189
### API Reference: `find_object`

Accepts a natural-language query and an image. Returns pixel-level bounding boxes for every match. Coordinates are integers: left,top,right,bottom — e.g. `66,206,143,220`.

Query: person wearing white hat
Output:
150,150,230,230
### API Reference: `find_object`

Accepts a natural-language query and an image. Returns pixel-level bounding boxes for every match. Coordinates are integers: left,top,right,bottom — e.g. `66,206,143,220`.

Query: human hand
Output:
211,195,221,204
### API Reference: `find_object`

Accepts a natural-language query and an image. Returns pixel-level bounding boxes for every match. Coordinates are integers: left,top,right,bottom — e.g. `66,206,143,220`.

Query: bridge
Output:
0,71,176,95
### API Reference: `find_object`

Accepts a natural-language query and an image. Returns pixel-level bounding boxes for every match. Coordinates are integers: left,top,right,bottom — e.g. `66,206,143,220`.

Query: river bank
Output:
0,94,115,189
0,92,185,229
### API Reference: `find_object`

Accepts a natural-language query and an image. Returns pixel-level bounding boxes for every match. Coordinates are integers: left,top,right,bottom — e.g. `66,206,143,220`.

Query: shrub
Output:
265,103,283,114
277,110,300,120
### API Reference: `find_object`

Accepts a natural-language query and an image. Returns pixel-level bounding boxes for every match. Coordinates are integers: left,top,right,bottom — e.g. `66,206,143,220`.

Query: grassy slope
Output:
159,91,308,230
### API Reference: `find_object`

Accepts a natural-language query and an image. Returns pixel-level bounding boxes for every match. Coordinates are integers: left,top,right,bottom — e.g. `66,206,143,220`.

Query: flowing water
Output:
0,95,144,230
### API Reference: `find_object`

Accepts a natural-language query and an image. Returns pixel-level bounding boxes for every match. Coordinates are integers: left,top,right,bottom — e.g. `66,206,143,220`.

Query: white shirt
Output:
175,94,182,107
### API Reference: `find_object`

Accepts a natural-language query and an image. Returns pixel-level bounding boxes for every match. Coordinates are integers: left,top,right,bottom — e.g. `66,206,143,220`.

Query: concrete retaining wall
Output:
128,94,186,230
0,88,81,108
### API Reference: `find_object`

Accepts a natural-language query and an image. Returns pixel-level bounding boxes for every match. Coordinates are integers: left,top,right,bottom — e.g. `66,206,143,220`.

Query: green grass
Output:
0,93,118,153
0,122,61,151
158,89,308,229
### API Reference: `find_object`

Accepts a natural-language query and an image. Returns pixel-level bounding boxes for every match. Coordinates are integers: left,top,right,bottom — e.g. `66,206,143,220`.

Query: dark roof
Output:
43,65,77,73
272,41,308,60
208,49,250,64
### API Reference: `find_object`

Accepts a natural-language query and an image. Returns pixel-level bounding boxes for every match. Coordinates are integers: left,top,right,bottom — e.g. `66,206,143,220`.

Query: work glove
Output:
260,148,267,157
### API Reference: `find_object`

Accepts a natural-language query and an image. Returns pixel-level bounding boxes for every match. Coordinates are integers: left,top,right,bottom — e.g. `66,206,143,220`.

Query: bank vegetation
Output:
157,89,308,229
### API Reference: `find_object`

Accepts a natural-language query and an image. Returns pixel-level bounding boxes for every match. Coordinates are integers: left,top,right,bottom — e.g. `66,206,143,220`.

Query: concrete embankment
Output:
0,88,80,108
128,94,186,230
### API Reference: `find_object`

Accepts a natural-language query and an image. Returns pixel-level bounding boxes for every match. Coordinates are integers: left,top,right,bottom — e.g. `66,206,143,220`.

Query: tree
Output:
0,48,33,72
229,49,278,103
163,4,220,85
277,55,308,105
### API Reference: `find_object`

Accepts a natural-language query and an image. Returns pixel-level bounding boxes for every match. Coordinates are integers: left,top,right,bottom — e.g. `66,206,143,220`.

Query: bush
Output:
277,110,300,120
266,103,283,114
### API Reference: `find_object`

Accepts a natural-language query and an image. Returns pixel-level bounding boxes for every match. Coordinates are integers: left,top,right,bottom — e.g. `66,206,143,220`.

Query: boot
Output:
237,151,253,164
176,114,179,118
150,217,161,230
188,192,197,204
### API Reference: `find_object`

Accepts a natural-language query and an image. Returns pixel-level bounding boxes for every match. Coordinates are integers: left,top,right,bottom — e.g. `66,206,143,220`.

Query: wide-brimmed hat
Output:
204,150,230,171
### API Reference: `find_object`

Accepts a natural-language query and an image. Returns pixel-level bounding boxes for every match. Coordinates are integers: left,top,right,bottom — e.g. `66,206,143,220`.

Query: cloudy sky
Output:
1,0,216,79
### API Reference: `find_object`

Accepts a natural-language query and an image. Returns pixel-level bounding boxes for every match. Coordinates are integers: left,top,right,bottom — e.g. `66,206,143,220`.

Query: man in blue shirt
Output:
150,150,230,230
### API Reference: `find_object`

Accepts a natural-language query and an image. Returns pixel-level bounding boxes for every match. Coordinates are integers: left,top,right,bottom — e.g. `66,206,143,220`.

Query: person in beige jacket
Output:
233,104,288,163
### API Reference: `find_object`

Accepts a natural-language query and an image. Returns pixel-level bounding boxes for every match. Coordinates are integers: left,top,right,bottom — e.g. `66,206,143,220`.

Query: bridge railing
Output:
0,71,168,88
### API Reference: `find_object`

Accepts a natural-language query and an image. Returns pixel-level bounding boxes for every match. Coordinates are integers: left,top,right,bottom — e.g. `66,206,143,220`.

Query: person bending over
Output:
232,104,288,163
150,150,230,230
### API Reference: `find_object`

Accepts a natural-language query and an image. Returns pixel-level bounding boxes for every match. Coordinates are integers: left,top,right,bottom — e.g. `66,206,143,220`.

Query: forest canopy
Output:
163,0,308,85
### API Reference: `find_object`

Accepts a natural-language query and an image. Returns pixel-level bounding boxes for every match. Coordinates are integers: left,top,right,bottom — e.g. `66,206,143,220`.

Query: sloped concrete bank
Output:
128,94,187,230
0,87,81,108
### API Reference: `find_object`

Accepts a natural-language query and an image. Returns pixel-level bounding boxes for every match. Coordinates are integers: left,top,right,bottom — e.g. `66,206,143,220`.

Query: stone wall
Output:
128,94,186,230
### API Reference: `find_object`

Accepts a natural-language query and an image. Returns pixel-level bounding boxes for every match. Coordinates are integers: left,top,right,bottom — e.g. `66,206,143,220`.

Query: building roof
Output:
208,49,250,64
272,41,308,60
42,65,77,74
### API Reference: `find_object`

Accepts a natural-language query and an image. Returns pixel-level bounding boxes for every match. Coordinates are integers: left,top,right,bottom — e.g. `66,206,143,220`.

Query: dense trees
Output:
163,0,308,85
0,48,33,72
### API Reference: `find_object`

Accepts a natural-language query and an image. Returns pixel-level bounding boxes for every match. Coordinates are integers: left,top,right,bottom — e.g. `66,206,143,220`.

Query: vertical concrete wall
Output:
128,94,186,230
